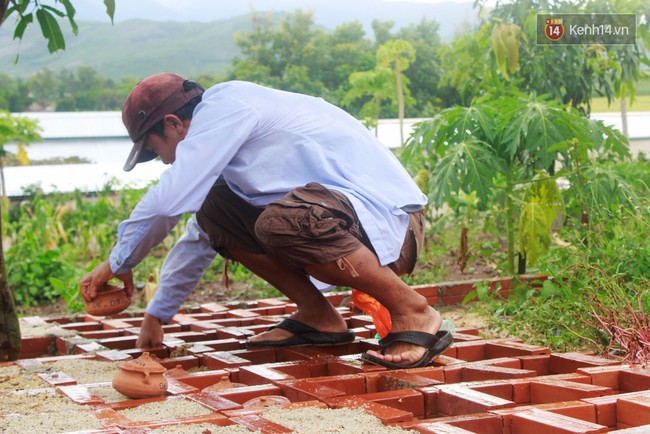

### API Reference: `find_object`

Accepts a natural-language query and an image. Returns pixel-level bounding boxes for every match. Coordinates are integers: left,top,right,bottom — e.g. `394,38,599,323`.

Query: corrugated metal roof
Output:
14,112,127,139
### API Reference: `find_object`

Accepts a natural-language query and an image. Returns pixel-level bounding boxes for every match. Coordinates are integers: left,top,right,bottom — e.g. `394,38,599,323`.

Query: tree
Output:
342,67,395,133
230,10,322,93
0,111,41,361
230,10,377,109
451,0,650,115
0,0,115,361
396,18,445,116
377,39,416,146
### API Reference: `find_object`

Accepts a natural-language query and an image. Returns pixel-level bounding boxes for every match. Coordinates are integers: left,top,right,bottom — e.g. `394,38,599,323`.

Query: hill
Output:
0,1,479,80
0,17,251,80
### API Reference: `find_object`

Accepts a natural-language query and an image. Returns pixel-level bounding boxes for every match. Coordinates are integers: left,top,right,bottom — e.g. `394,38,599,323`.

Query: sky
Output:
71,0,484,23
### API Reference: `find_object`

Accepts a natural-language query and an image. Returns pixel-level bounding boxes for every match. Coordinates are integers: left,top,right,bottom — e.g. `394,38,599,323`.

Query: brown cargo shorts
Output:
196,181,424,276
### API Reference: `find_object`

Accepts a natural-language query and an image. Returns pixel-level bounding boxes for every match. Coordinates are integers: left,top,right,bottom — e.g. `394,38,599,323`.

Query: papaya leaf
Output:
429,139,500,209
518,198,551,265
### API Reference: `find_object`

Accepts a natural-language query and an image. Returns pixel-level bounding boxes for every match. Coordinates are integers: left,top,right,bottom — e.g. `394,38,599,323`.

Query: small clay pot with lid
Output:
85,283,131,316
112,352,168,398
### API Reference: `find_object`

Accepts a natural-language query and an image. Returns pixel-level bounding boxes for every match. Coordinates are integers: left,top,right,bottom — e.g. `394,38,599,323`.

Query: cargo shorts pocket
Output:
255,199,350,246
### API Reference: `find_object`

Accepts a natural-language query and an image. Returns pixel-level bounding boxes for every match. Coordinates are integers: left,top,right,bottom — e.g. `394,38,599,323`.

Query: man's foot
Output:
246,310,349,346
365,306,443,366
246,317,355,348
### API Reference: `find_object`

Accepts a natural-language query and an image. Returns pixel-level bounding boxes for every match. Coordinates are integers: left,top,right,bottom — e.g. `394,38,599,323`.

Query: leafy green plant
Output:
49,276,84,312
401,92,629,273
7,249,74,306
473,161,649,353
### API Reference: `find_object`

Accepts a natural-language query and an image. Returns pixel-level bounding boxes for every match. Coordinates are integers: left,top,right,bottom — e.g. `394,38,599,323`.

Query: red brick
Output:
454,327,480,336
202,351,252,370
79,329,123,339
238,364,298,385
471,383,514,401
461,365,537,382
413,413,503,434
492,400,598,432
453,341,486,362
199,302,229,314
549,352,621,374
418,386,440,418
578,365,627,390
18,336,53,359
437,385,515,416
375,371,443,392
610,424,650,432
580,392,650,428
412,284,439,298
510,408,608,433
413,422,477,433
325,396,414,424
230,414,294,432
617,395,650,427
519,354,551,375
485,340,551,359
96,335,138,350
452,332,484,342
620,367,650,392
188,321,223,333
530,380,613,404
279,379,346,402
350,388,425,417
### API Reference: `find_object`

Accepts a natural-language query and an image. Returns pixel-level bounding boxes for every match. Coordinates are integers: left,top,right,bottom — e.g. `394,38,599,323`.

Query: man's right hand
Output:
136,312,164,348
79,260,134,302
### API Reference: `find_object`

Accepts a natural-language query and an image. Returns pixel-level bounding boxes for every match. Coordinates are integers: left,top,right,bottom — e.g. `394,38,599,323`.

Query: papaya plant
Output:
400,92,630,274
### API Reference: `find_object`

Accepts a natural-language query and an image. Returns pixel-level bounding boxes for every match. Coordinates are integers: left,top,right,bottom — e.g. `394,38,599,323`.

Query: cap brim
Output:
123,138,158,172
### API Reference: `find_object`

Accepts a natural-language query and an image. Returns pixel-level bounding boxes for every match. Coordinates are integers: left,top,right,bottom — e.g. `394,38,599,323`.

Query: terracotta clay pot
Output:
112,352,168,398
202,375,246,393
243,395,290,409
85,283,131,316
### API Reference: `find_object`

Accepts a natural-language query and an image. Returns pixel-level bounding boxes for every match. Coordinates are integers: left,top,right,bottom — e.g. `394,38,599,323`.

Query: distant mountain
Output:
70,0,480,37
0,0,481,80
0,17,249,80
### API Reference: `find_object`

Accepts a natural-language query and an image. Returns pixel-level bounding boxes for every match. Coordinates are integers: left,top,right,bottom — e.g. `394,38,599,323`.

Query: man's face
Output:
143,115,189,165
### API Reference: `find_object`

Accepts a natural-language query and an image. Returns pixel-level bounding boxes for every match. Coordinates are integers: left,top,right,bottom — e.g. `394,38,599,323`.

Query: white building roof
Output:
16,111,128,139
13,111,649,143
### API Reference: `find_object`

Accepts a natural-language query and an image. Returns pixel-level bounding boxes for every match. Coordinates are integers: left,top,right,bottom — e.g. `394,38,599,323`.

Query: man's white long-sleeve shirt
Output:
109,81,427,322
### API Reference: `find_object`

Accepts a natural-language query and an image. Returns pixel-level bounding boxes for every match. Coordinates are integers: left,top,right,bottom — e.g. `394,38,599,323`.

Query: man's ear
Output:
163,114,184,132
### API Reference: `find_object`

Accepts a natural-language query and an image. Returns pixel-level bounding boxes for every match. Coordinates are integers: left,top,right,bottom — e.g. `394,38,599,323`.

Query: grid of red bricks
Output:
5,282,650,433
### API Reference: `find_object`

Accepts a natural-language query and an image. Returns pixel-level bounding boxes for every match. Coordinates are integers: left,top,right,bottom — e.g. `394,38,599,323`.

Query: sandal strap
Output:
268,318,319,334
378,331,441,351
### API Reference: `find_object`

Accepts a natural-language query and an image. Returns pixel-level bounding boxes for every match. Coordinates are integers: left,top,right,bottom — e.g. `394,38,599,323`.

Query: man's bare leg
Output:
224,244,441,364
223,246,348,344
305,245,442,366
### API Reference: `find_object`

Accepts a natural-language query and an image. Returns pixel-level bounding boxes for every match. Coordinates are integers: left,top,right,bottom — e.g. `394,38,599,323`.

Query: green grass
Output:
591,95,650,112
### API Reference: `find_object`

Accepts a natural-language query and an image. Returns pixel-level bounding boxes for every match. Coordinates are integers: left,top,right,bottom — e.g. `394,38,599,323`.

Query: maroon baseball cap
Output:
122,73,204,171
